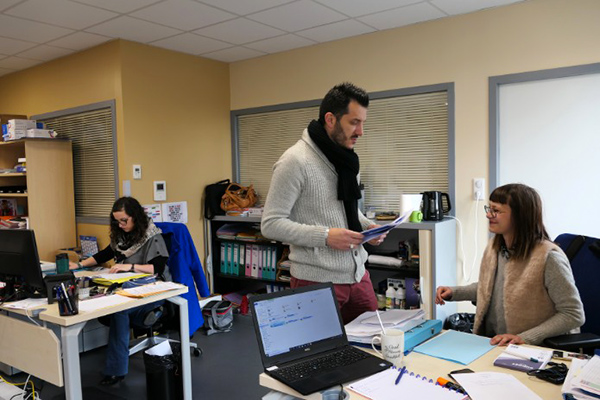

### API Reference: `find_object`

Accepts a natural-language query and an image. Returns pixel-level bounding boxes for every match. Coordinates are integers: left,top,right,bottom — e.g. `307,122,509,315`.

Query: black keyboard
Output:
272,347,369,382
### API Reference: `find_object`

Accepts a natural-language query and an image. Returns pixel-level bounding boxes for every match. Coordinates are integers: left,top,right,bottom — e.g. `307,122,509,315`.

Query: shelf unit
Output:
365,218,457,321
206,215,289,294
0,139,76,261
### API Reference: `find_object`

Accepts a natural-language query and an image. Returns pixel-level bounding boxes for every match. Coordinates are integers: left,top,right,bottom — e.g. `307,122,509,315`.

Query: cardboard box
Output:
8,119,36,130
26,129,57,138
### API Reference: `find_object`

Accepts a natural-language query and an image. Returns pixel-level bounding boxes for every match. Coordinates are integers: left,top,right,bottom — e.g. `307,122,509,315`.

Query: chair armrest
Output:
544,333,600,352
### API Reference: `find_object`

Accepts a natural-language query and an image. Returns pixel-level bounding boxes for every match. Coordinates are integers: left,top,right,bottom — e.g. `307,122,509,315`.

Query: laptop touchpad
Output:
317,370,346,383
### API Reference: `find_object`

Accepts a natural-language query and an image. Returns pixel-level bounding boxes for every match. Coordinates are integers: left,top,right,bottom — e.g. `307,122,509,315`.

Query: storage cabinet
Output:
206,216,288,294
0,139,76,261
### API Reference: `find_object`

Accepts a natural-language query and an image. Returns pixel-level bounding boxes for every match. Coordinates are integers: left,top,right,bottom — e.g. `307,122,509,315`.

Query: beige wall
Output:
0,40,231,259
230,0,600,292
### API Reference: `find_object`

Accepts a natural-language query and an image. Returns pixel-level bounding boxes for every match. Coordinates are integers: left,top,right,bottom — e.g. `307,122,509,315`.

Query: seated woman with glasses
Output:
435,183,584,346
70,196,169,385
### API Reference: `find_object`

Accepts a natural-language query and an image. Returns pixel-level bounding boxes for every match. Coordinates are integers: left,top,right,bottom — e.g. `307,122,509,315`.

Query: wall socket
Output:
473,178,485,200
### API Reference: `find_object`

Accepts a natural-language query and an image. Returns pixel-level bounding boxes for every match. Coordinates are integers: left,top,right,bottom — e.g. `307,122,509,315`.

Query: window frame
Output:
231,83,455,215
32,99,118,225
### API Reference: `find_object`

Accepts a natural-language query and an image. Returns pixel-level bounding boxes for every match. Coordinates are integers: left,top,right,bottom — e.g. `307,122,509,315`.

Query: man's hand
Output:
490,334,525,346
435,286,453,305
365,224,387,246
326,228,364,251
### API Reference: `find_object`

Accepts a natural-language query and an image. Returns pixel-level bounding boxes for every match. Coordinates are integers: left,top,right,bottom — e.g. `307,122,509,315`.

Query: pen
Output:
395,366,407,385
503,349,539,363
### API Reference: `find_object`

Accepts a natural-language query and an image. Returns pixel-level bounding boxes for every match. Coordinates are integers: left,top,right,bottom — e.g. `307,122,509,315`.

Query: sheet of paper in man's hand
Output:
360,212,409,243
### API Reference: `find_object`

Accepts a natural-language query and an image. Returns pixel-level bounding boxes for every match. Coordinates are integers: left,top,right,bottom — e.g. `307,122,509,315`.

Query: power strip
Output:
0,381,41,400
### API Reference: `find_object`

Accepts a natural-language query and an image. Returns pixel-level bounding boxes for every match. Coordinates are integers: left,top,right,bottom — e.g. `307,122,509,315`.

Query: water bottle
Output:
385,283,395,310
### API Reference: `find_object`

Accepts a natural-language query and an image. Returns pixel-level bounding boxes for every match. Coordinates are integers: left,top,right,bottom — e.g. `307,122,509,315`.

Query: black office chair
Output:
544,234,600,354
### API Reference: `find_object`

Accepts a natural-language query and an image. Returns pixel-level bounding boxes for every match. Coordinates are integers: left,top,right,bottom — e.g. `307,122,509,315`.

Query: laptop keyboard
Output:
272,347,370,382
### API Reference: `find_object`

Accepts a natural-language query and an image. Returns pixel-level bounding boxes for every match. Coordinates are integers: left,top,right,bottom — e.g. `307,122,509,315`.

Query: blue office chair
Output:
129,223,211,357
544,234,600,354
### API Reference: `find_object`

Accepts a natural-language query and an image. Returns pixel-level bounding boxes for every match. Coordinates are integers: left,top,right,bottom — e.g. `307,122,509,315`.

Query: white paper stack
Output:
562,355,600,399
345,309,425,344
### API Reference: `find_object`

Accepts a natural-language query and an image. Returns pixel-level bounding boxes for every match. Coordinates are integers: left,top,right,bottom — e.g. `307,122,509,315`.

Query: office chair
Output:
543,233,600,354
128,231,203,357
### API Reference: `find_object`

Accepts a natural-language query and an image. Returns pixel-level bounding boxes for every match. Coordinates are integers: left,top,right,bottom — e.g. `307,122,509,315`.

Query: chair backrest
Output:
554,233,600,336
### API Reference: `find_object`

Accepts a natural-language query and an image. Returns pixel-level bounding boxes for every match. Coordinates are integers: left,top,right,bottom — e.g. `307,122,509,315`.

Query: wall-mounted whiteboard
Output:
497,71,600,239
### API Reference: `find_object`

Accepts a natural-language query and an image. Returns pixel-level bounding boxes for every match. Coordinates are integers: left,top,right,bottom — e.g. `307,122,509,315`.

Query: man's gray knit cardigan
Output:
261,129,372,284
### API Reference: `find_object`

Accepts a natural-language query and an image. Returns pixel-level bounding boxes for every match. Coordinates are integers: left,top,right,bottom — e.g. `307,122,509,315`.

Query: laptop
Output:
250,283,392,395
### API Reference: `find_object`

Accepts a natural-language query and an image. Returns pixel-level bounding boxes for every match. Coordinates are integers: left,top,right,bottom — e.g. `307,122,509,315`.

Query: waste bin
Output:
143,341,183,400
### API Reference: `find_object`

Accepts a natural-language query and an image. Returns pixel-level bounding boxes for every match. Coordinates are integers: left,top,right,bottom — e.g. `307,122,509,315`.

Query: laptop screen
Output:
252,284,345,362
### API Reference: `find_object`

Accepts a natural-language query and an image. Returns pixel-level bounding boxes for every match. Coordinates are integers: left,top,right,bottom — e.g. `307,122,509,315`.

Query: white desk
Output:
0,286,192,400
260,343,567,399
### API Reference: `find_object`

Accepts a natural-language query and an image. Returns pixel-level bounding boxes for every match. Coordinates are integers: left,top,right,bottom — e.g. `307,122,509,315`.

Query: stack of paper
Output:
562,355,600,399
92,272,151,285
493,344,552,372
345,309,425,344
453,372,542,400
118,281,183,298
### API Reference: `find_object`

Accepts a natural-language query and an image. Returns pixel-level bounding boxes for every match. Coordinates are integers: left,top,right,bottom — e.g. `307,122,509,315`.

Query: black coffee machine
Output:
421,191,452,221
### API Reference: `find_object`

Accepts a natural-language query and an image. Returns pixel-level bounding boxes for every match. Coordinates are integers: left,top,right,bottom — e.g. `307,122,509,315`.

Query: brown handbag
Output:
220,183,257,211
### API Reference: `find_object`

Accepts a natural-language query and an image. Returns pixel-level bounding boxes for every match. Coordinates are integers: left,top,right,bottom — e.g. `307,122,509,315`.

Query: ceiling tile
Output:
202,46,266,62
17,44,74,61
0,0,21,12
297,19,375,43
194,18,285,45
430,0,524,16
196,0,295,16
131,0,235,31
248,0,347,32
358,2,446,30
314,0,422,18
46,32,111,51
0,36,38,55
5,0,117,30
151,33,231,55
244,34,315,54
86,16,182,43
0,56,42,70
71,0,162,14
0,14,73,43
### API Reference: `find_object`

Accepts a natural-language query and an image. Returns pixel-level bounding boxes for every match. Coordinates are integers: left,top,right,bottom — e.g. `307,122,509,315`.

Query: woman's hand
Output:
435,286,453,305
365,224,387,246
109,263,132,273
490,334,525,346
68,261,79,270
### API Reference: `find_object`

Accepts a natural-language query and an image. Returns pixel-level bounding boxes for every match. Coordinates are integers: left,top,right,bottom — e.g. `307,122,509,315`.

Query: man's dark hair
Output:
318,82,369,125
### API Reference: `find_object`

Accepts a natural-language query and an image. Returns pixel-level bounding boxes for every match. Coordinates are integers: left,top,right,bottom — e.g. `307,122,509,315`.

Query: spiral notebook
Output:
348,368,468,400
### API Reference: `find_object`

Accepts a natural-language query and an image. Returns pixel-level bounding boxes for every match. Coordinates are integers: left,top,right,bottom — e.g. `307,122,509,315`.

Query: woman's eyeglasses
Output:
483,205,505,218
112,217,131,226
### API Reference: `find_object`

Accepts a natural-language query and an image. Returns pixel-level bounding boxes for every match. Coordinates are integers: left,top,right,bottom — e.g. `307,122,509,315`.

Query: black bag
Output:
444,312,475,333
203,179,230,219
202,300,233,335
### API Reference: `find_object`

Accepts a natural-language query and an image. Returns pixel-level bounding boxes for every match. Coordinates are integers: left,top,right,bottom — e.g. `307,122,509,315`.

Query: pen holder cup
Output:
55,285,79,316
321,388,349,400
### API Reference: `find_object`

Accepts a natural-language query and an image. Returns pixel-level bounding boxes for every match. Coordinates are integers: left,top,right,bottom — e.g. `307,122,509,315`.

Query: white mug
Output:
371,330,405,367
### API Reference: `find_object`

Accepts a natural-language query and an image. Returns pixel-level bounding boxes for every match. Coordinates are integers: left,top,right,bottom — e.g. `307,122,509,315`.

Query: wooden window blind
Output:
236,90,449,211
40,106,116,221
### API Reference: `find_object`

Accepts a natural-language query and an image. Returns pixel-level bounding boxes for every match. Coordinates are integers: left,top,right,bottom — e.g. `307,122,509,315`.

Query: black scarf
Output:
307,119,362,232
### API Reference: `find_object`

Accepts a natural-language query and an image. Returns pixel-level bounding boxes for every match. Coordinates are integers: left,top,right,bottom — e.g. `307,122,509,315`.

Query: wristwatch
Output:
77,262,83,269
324,228,330,247
129,264,135,272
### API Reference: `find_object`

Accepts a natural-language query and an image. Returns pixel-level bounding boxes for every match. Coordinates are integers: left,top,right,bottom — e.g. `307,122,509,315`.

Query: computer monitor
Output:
0,229,46,300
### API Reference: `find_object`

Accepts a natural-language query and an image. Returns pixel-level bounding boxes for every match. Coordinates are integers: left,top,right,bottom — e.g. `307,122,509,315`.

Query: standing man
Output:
261,83,385,324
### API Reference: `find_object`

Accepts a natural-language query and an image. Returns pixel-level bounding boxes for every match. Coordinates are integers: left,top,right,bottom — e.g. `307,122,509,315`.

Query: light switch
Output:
133,164,142,180
154,181,166,201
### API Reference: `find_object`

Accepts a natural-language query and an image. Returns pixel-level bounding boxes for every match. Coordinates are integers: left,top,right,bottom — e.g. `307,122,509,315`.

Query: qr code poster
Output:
162,201,188,224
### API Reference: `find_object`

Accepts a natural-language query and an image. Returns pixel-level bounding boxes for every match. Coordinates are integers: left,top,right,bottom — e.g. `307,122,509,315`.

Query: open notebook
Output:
348,368,468,400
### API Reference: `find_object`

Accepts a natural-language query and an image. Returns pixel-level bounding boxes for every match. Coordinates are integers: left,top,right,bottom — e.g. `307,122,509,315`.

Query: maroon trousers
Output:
291,270,378,324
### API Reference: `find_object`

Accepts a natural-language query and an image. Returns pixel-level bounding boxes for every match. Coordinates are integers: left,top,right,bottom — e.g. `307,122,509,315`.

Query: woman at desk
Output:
435,183,584,346
70,196,169,385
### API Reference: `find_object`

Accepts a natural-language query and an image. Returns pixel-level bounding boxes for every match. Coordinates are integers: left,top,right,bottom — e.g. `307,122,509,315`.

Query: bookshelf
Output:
0,139,76,261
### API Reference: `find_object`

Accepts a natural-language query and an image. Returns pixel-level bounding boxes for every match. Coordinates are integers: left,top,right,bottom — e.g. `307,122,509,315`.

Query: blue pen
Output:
395,366,407,385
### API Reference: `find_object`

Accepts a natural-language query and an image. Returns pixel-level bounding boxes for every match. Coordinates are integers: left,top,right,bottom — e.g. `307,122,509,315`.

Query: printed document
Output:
361,212,410,243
